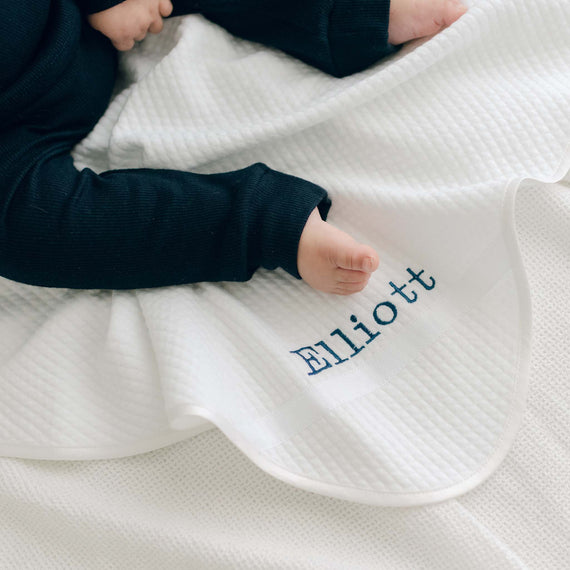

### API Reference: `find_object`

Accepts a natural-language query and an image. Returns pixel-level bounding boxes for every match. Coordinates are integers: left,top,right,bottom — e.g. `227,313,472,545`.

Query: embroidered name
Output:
290,268,436,376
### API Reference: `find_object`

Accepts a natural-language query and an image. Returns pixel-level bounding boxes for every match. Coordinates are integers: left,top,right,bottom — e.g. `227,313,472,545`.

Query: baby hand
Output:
88,0,174,51
388,0,467,45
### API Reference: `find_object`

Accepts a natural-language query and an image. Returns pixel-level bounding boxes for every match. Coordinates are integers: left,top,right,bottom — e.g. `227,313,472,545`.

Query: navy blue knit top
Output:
0,0,394,289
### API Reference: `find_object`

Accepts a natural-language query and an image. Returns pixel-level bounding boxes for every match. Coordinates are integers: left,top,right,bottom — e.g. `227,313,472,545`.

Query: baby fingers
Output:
148,17,164,35
113,37,136,51
159,0,173,18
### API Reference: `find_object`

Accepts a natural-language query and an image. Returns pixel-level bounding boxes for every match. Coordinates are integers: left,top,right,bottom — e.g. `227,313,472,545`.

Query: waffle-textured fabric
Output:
0,0,569,507
1,175,570,568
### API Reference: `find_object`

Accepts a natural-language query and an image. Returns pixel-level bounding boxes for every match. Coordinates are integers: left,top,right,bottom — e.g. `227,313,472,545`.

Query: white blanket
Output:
2,177,570,568
0,0,568,507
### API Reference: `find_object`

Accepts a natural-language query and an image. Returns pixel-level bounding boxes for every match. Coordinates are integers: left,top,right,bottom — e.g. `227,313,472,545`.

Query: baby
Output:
0,0,466,295
87,0,466,294
89,0,467,53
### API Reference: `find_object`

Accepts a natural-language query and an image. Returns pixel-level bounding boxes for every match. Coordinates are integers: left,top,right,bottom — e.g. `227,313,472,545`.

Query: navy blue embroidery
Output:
389,280,417,303
330,328,365,357
289,346,333,376
407,267,435,290
372,301,398,325
290,268,436,376
314,340,349,365
350,313,380,344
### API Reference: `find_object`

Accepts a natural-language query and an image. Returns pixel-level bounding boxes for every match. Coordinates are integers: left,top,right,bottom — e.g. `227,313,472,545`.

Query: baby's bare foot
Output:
388,0,467,45
297,208,379,295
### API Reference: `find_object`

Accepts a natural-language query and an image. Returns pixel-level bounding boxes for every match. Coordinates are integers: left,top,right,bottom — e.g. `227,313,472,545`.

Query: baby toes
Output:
334,281,369,296
334,245,379,274
334,273,370,295
335,268,372,283
440,0,468,27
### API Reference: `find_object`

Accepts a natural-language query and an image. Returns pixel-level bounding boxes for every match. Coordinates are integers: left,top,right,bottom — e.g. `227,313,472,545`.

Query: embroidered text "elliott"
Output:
290,268,436,376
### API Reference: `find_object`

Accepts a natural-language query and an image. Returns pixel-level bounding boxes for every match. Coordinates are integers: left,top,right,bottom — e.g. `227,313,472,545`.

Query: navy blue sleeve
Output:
75,0,128,15
0,126,330,289
77,0,397,75
173,0,397,77
0,0,331,291
2,0,396,292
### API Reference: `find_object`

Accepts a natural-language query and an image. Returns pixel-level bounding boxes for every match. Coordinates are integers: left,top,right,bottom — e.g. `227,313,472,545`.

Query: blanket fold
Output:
0,0,568,507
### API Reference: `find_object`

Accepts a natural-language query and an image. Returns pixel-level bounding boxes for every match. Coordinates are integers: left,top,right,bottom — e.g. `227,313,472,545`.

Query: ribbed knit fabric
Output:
0,0,391,290
76,0,128,14
197,0,396,77
328,0,393,76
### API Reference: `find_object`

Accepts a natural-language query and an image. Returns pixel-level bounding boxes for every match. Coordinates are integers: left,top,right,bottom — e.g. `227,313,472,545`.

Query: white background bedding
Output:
1,177,569,569
1,0,570,564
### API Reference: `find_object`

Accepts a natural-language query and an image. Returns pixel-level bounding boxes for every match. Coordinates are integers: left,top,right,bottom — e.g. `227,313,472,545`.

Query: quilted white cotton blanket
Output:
0,0,568,507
